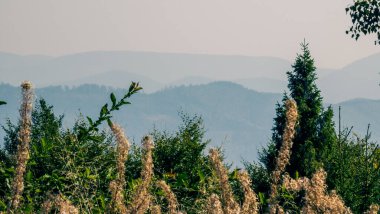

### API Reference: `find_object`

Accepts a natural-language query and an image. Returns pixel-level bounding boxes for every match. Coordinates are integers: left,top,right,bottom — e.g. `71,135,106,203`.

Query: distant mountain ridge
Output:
1,50,380,102
1,82,379,166
0,50,290,85
318,53,380,103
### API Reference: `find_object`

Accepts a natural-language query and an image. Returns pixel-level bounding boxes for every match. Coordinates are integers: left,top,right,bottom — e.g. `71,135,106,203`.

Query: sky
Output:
0,0,379,69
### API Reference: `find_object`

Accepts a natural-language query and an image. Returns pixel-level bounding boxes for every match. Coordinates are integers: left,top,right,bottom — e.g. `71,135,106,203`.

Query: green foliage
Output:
0,100,6,106
277,185,301,213
0,82,222,212
151,113,212,212
244,162,269,198
285,42,332,177
324,126,380,213
346,0,380,44
0,83,141,212
0,99,114,212
78,81,142,141
2,119,20,158
259,97,288,175
256,42,380,212
244,162,269,213
0,161,14,210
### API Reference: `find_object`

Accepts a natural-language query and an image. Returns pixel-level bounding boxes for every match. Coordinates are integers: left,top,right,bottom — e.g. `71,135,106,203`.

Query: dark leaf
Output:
110,93,116,106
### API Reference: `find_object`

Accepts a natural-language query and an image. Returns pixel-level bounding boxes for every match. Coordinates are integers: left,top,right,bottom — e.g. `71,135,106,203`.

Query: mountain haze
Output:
1,50,380,103
318,53,380,103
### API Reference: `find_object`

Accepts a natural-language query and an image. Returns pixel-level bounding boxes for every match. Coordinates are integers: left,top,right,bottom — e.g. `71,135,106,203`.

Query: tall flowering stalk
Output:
237,171,259,214
208,149,259,214
156,180,178,214
209,148,240,214
109,123,130,213
127,135,154,214
150,205,162,214
9,81,34,211
206,194,223,214
269,99,298,214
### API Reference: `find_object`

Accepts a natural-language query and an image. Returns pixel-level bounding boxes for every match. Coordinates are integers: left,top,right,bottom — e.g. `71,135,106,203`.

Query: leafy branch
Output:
0,100,6,106
346,0,380,44
78,82,142,141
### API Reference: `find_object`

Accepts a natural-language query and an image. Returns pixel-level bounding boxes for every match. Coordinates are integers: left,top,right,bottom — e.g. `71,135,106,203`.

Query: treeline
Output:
0,43,379,213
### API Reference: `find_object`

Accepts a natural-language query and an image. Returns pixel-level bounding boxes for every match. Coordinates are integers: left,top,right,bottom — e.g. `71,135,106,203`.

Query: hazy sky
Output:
0,0,379,69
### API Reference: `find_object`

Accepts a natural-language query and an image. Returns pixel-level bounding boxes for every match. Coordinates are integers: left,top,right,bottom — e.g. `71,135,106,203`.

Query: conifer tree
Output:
260,41,337,178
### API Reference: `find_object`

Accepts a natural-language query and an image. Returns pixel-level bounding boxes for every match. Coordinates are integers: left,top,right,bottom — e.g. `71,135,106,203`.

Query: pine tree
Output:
260,41,337,178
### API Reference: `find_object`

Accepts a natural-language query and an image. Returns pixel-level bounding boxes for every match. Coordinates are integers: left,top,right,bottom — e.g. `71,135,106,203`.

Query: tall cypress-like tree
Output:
260,41,336,178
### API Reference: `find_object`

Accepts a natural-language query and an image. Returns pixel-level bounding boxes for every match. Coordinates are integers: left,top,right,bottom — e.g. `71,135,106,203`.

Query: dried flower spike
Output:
109,123,130,213
111,123,130,185
127,135,154,214
209,148,240,214
206,194,223,214
237,170,259,214
9,81,34,211
150,205,162,214
269,99,298,213
156,180,178,214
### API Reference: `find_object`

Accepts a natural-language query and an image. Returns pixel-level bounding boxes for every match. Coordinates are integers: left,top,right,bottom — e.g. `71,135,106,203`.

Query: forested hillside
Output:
1,82,379,165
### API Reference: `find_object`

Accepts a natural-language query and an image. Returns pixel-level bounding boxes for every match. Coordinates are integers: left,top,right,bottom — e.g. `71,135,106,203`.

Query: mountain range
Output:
1,82,379,166
1,50,379,103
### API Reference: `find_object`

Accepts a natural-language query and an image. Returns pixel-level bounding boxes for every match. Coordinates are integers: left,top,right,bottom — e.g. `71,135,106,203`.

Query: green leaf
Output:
259,192,266,204
88,135,102,142
110,93,116,106
197,169,205,182
0,101,6,105
231,169,238,179
0,199,7,210
26,171,33,182
87,116,93,126
100,104,108,116
97,195,106,209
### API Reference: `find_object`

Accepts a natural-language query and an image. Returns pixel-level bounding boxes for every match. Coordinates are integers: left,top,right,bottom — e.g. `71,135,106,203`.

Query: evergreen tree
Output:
260,41,337,178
